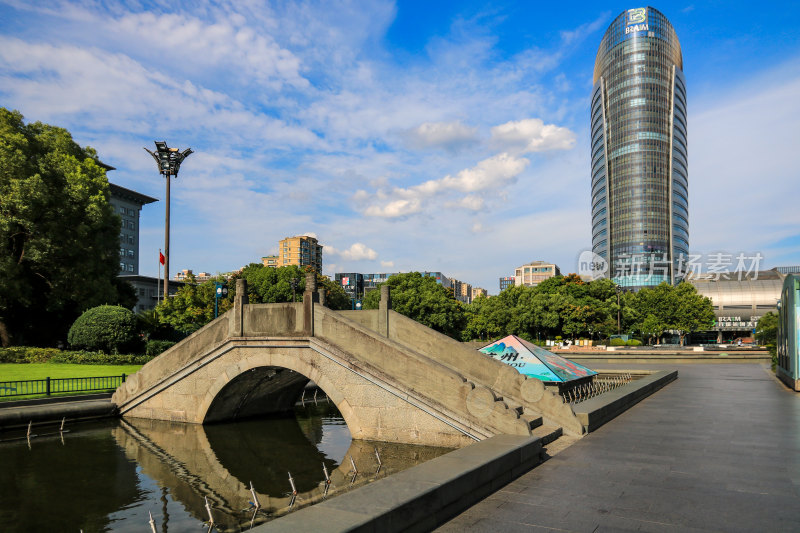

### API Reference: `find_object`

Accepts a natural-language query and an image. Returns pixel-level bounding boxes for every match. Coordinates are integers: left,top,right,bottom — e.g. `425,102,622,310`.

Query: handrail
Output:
0,374,127,398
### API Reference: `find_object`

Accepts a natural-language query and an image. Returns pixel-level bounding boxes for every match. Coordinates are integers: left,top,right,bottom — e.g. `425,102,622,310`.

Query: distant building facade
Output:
776,266,800,275
336,271,465,301
261,255,279,268
109,183,157,275
514,261,561,287
688,269,784,343
277,235,323,272
450,278,473,304
119,275,183,313
472,287,488,300
174,269,213,283
335,273,365,301
499,277,515,292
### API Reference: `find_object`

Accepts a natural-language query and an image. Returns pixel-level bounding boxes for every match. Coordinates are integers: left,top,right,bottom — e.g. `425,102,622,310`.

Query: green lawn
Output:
0,363,142,401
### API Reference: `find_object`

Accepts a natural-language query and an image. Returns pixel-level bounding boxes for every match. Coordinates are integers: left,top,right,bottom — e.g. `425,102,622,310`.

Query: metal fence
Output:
0,374,127,398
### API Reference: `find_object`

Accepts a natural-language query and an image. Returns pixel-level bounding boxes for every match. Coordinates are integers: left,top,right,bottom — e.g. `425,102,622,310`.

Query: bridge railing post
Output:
231,278,249,337
303,272,319,336
379,284,391,337
318,288,326,307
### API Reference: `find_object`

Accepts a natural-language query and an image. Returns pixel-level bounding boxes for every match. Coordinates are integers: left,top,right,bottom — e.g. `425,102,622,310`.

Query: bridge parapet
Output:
332,308,582,436
113,313,231,407
313,306,532,438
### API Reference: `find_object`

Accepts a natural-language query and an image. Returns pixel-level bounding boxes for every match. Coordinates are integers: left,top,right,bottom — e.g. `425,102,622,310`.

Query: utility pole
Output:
145,142,193,301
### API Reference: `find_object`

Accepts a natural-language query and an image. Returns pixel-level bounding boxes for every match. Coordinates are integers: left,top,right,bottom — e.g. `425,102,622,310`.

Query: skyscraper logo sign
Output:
625,7,649,34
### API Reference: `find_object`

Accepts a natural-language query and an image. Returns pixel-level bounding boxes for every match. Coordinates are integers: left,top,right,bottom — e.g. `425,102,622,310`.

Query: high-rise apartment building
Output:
278,235,323,273
591,7,688,289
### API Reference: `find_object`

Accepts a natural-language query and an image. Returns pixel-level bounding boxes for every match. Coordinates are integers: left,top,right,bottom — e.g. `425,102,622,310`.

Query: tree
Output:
68,305,141,353
0,108,124,346
363,272,465,338
156,276,232,335
671,282,715,345
626,281,714,344
755,312,778,346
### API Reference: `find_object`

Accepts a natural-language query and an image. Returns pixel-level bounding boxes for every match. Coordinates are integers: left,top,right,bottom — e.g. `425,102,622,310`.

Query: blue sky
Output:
1,1,799,293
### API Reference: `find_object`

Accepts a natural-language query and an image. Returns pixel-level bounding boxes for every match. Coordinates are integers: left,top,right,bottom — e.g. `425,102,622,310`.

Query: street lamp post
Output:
145,141,193,301
290,278,298,303
616,285,622,335
214,282,228,318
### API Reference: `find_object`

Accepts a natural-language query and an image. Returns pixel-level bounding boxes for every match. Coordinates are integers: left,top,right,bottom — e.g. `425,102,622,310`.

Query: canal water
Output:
0,400,452,532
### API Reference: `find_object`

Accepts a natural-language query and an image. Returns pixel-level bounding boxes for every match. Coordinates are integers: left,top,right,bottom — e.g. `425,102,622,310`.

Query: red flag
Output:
159,252,165,265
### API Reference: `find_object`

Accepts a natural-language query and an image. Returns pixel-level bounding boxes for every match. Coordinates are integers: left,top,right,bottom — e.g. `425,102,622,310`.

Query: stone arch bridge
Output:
113,276,582,448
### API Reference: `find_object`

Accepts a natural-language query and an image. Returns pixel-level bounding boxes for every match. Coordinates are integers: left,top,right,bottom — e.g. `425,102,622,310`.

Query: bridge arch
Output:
197,348,365,438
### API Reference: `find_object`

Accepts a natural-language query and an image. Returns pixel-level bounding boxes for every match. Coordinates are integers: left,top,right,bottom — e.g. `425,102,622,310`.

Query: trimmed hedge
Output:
609,338,626,346
68,305,141,354
146,340,176,356
0,347,153,365
626,339,642,346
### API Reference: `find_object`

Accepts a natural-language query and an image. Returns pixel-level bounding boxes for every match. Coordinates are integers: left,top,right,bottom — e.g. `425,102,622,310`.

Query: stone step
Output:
520,412,543,430
531,424,562,445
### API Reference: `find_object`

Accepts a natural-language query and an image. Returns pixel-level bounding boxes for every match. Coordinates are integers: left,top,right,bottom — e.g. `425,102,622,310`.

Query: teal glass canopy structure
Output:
479,335,597,383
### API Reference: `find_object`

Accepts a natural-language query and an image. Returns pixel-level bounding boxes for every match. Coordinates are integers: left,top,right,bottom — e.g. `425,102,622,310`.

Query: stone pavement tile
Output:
440,516,572,533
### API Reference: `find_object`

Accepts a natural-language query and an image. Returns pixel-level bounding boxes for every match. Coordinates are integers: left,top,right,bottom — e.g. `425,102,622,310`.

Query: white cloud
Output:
326,242,378,261
365,198,423,218
457,195,484,210
401,120,479,152
361,153,528,218
380,260,395,268
490,118,576,154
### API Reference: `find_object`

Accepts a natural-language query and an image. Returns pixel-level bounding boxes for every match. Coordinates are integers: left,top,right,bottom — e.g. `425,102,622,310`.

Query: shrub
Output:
0,346,152,364
609,338,626,346
626,339,642,346
146,340,176,356
68,305,142,354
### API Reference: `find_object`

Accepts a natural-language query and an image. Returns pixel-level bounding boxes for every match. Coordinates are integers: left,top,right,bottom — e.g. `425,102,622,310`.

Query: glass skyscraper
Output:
590,7,688,288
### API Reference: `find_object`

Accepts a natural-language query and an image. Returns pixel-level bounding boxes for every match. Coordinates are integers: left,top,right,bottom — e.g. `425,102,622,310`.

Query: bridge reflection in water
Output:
114,401,452,531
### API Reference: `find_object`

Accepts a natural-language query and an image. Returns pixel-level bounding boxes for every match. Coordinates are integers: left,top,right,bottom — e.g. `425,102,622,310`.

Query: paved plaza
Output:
436,363,800,532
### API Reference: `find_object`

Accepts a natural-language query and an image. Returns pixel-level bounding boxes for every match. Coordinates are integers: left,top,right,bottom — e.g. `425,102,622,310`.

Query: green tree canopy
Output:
363,272,465,338
755,311,778,346
0,108,124,346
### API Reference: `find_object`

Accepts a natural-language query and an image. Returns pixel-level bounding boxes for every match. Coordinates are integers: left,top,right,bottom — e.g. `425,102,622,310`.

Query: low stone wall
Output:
572,370,678,432
243,303,304,336
251,434,542,533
